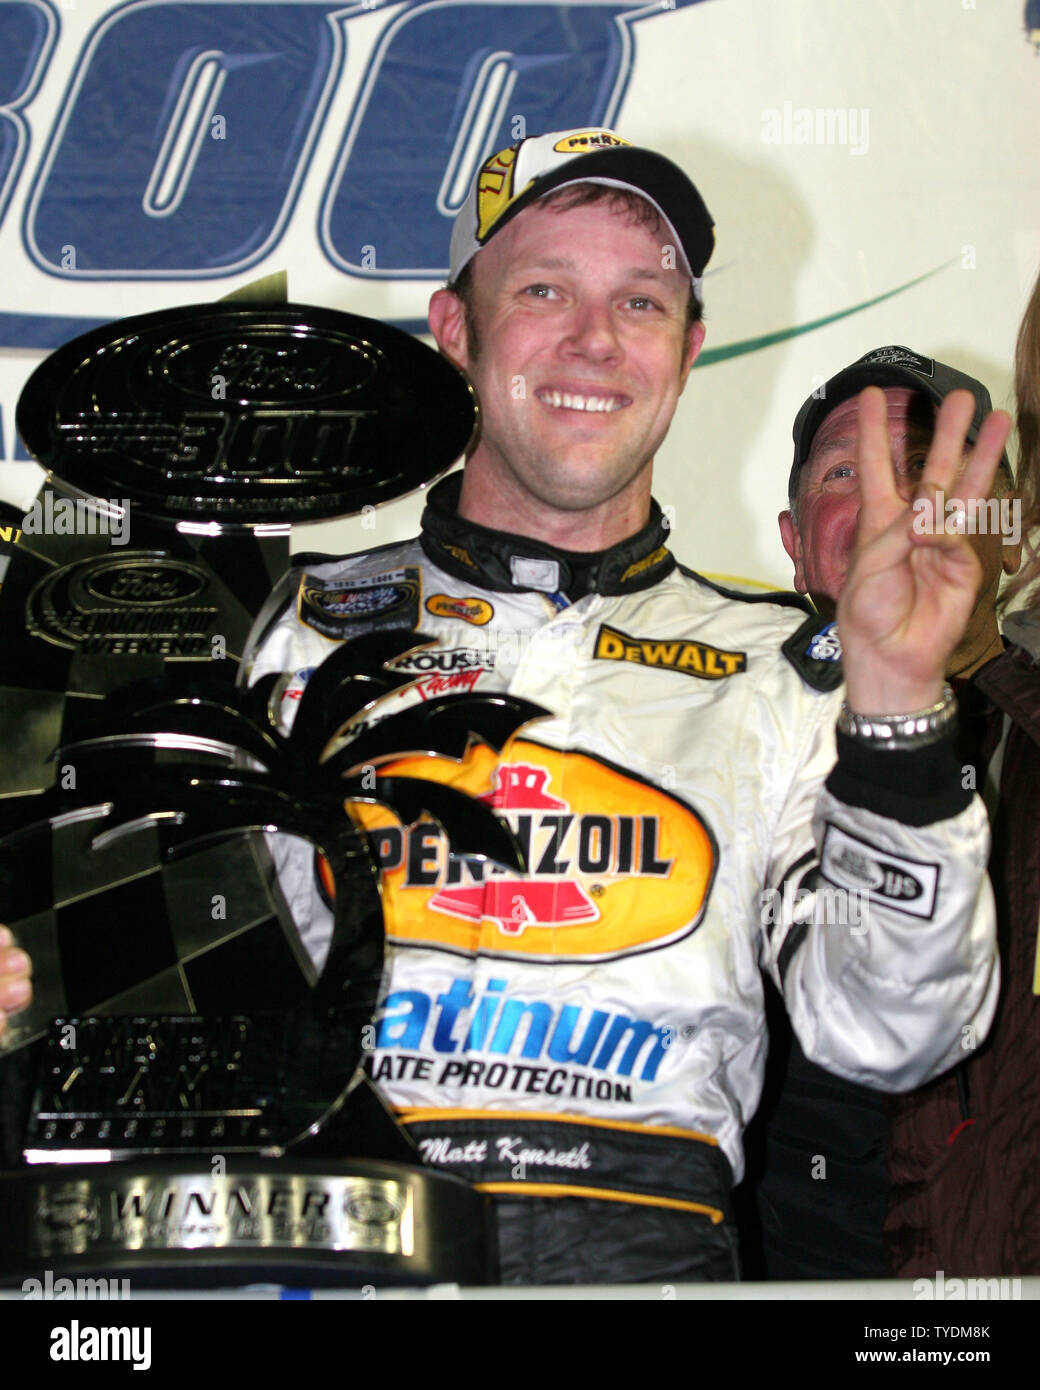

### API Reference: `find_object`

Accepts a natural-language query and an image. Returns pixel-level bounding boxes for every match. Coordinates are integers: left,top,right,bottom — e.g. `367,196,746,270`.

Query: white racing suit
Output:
241,476,997,1283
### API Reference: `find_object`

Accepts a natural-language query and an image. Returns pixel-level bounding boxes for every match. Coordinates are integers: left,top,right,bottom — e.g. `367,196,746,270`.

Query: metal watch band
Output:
836,682,958,750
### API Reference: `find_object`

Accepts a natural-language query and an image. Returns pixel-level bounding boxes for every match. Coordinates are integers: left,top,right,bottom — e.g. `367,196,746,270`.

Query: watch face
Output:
17,302,476,531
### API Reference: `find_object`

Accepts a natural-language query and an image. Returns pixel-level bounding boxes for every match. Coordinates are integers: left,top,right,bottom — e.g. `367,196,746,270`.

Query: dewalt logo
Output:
594,624,746,680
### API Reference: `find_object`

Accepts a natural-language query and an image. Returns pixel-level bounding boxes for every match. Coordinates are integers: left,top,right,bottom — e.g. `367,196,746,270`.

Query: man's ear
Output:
428,288,470,371
679,320,706,389
778,509,808,593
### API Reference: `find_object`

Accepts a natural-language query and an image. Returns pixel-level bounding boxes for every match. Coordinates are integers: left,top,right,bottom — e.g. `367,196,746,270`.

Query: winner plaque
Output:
0,303,533,1287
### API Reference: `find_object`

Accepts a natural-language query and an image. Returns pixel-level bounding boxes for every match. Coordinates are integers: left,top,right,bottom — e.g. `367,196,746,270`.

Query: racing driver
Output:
0,129,1008,1285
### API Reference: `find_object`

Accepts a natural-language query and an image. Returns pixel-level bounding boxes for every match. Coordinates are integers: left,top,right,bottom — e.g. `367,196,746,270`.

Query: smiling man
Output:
432,183,704,546
0,138,1010,1286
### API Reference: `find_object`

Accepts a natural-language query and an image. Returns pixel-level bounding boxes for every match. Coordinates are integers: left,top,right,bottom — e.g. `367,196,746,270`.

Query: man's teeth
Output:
538,389,626,412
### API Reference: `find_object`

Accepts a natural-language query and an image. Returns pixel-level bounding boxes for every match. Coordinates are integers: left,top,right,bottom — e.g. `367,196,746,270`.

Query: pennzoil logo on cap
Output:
425,594,494,626
553,130,631,154
594,623,746,680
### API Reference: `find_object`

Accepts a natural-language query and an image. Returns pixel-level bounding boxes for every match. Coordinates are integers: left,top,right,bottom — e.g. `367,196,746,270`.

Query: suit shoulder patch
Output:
782,615,843,690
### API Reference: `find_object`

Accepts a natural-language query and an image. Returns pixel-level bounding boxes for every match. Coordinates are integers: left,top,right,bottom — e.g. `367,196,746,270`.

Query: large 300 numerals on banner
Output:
0,0,702,282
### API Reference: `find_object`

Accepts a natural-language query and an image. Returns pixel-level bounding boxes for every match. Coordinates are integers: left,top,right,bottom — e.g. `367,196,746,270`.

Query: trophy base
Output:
0,1157,493,1288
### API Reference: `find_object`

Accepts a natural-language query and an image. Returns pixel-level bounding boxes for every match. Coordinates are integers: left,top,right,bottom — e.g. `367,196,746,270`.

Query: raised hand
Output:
838,387,1012,714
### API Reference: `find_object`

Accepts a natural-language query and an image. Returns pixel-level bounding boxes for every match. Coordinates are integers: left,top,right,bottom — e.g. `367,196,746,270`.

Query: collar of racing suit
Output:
419,473,676,602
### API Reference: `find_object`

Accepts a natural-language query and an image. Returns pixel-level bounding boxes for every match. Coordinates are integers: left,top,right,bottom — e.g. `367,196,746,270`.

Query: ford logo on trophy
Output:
0,302,542,1286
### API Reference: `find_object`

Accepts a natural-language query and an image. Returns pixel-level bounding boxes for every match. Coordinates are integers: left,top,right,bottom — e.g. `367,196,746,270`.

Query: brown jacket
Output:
885,615,1040,1276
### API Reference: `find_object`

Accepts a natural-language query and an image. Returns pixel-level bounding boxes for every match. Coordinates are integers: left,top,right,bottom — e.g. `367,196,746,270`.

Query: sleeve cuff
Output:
825,730,972,827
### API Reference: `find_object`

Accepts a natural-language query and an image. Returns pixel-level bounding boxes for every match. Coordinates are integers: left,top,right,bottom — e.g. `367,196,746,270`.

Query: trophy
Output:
0,303,534,1286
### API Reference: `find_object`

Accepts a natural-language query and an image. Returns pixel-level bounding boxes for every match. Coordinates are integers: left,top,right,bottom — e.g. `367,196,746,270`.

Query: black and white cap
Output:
449,128,715,302
789,345,1009,498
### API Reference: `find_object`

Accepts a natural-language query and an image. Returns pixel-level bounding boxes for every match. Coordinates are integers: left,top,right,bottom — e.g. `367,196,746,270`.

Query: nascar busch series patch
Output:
298,567,420,639
348,738,718,961
594,623,746,680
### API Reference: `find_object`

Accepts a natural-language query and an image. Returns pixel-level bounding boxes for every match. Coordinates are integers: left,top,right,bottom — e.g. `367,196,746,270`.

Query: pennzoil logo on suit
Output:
349,738,718,961
425,594,494,626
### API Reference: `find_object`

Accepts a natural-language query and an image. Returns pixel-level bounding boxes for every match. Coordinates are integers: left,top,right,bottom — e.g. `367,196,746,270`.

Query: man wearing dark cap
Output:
0,145,1010,1286
762,346,1039,1280
781,346,1021,681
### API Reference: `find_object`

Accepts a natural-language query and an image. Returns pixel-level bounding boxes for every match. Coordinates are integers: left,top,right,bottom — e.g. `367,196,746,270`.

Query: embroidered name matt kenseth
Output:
395,1114,728,1214
349,738,718,961
298,567,420,639
419,1131,592,1173
819,823,939,919
594,623,746,679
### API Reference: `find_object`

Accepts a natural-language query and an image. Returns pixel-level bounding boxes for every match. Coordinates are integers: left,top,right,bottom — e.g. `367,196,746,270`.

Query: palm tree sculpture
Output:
0,631,546,1157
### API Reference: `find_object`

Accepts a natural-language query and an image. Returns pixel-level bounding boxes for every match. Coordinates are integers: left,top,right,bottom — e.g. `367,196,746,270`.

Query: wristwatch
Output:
837,683,957,750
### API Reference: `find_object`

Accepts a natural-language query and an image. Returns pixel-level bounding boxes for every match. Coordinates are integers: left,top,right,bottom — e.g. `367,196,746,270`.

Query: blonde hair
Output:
1009,267,1040,607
